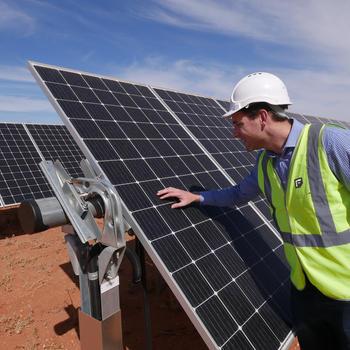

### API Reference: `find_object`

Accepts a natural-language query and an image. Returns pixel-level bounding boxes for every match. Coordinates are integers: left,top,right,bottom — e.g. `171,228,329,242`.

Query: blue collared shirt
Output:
201,119,350,207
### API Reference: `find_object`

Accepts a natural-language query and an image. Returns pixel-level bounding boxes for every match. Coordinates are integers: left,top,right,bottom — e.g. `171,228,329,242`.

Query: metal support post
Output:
135,236,152,350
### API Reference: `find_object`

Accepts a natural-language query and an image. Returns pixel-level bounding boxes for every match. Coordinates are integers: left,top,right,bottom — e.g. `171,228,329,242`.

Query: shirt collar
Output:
266,118,304,157
284,118,304,149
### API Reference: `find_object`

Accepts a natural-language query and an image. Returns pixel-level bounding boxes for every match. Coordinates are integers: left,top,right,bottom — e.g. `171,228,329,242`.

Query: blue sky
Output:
1,0,350,124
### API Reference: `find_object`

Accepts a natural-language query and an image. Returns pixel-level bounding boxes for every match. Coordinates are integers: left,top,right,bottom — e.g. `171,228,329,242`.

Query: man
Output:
157,72,350,350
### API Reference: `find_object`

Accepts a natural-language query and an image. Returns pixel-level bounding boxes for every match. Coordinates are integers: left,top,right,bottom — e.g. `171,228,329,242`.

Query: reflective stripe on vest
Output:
307,124,338,235
278,230,350,247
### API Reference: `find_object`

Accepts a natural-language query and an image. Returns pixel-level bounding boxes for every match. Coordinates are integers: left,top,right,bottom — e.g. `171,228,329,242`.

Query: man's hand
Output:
156,187,201,209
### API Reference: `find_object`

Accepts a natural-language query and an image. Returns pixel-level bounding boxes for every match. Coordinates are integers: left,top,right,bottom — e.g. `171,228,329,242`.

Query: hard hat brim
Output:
222,109,238,119
222,104,291,119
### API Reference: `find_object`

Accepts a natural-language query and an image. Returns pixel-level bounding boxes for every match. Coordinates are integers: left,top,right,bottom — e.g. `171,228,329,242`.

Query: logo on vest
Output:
294,177,303,188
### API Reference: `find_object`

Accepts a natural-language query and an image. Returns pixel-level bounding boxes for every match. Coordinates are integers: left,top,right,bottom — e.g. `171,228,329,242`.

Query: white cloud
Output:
0,1,35,34
0,65,34,82
143,0,274,41
134,1,350,122
281,69,350,121
116,57,350,122
116,56,236,98
0,96,53,112
0,63,51,115
144,1,350,70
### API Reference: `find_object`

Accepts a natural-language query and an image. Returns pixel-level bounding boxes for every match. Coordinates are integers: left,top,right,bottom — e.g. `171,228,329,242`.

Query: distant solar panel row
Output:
0,123,84,206
30,62,293,349
26,123,84,179
287,111,350,128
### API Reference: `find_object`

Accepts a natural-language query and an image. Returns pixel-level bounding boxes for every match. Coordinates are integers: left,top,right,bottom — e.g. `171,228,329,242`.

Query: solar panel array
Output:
30,62,293,349
0,123,84,207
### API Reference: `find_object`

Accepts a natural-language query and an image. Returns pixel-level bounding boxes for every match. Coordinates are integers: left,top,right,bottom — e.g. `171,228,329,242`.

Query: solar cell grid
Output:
216,100,230,111
30,62,292,349
153,91,243,165
26,124,85,178
0,122,87,207
0,123,53,206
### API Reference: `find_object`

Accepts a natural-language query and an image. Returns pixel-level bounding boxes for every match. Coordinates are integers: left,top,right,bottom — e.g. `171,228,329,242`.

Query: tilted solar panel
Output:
29,62,293,349
0,123,84,207
0,123,53,206
26,123,84,178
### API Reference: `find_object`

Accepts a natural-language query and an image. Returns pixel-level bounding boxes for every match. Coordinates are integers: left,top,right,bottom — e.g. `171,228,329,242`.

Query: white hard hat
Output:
223,72,292,118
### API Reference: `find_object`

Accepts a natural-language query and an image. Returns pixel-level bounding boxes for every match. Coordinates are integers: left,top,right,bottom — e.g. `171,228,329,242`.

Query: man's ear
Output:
260,109,269,122
259,109,269,130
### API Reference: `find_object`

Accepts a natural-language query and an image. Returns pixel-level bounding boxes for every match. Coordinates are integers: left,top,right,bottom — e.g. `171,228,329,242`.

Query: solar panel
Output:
153,89,272,222
0,123,53,206
29,62,293,349
287,111,350,129
26,123,84,178
287,112,324,125
0,123,85,207
215,99,229,110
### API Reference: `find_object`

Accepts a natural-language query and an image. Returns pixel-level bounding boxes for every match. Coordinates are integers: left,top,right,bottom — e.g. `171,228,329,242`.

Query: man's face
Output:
231,111,263,151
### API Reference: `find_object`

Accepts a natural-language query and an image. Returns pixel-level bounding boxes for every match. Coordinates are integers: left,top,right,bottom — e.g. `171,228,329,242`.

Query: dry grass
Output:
0,311,34,335
0,272,13,292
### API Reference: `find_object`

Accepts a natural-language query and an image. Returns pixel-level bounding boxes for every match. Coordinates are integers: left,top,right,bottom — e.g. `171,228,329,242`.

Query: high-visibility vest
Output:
257,123,350,300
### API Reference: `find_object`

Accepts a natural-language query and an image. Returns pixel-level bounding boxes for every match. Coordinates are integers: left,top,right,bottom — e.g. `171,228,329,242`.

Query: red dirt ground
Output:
0,223,300,349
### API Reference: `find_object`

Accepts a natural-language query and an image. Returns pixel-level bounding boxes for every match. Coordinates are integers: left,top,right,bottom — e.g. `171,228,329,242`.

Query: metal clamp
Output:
39,160,125,249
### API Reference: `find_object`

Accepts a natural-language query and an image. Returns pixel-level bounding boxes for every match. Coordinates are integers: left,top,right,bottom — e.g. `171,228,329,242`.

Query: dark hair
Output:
244,102,289,122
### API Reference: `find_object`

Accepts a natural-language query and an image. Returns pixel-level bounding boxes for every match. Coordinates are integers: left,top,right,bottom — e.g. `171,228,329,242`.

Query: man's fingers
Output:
156,189,167,196
157,187,195,209
158,192,176,200
171,201,186,209
157,187,175,196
